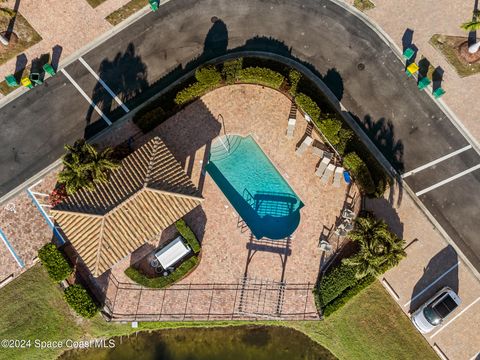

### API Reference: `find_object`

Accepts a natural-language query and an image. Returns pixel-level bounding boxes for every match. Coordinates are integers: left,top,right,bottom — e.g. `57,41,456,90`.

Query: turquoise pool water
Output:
206,135,303,239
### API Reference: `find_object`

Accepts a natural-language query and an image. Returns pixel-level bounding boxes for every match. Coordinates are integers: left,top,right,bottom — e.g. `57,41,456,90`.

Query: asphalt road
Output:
0,0,479,271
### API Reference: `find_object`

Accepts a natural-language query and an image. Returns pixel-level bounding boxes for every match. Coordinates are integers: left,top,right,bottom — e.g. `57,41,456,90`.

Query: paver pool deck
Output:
101,85,353,317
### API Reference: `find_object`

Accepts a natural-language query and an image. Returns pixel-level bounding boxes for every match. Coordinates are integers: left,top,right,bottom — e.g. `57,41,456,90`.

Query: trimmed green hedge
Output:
295,92,321,121
38,243,72,282
343,152,376,195
316,116,353,155
125,255,198,288
64,284,98,318
175,65,222,105
222,58,243,84
175,219,201,254
237,67,285,89
288,69,301,96
322,274,376,317
315,262,357,308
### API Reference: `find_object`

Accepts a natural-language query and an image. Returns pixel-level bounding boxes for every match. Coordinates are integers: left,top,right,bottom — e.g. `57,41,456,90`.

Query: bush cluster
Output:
175,219,201,254
294,93,321,121
236,67,285,89
38,243,72,282
125,255,198,288
175,65,222,105
64,284,98,318
315,262,358,308
321,274,375,317
222,58,243,84
316,115,353,155
288,69,301,96
343,152,376,195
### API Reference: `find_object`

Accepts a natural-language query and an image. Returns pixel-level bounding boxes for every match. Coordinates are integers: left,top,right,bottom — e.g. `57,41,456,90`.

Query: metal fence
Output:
103,273,319,322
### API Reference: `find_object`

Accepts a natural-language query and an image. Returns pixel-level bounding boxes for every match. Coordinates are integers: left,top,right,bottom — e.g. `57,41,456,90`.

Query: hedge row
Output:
64,284,99,318
175,219,201,254
222,58,243,84
38,243,72,282
125,255,198,288
315,262,358,308
175,65,222,105
322,274,376,317
343,152,376,195
294,92,321,121
288,69,301,96
236,66,285,89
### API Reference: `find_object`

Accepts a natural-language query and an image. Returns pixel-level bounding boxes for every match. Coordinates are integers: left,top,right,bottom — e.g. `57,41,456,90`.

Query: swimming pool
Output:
206,135,303,239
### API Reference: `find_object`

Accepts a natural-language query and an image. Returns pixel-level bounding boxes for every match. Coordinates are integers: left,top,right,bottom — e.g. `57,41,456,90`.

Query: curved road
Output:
0,0,479,271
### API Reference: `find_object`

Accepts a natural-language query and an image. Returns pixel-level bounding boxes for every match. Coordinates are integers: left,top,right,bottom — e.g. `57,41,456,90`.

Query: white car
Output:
411,287,461,334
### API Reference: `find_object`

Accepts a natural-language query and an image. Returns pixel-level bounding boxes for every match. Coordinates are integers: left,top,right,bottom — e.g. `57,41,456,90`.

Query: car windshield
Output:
423,306,442,325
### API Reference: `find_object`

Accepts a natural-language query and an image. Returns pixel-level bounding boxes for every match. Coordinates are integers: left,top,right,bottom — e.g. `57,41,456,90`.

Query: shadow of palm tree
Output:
85,43,148,138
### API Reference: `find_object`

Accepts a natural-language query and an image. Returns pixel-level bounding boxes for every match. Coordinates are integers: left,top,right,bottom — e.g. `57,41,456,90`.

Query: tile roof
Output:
51,137,203,277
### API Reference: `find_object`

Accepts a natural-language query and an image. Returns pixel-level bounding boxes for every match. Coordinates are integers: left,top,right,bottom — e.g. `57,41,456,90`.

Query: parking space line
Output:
415,164,480,196
402,145,472,178
403,261,459,308
0,227,25,268
60,68,112,126
430,296,480,338
78,57,130,113
469,352,479,360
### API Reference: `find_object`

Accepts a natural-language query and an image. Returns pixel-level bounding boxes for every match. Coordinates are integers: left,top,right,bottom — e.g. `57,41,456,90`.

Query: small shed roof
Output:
155,236,191,269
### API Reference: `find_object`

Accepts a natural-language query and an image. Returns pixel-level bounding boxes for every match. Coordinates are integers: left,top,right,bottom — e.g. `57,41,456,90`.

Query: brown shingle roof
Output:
51,137,203,277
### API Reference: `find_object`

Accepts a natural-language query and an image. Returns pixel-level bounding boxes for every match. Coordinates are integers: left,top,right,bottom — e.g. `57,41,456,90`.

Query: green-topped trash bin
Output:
149,0,158,11
417,77,431,91
43,63,56,76
29,72,43,85
433,87,446,99
403,47,415,61
5,74,18,87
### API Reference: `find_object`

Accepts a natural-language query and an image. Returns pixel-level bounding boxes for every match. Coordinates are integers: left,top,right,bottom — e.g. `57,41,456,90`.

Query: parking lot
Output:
366,190,480,360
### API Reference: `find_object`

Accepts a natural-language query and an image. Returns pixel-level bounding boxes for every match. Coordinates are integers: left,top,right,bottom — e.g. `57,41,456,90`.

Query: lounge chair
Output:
333,166,344,188
320,163,335,184
286,118,296,139
315,152,333,177
295,136,313,156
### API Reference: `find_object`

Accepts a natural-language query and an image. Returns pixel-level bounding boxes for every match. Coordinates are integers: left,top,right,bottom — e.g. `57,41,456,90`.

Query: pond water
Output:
59,325,336,360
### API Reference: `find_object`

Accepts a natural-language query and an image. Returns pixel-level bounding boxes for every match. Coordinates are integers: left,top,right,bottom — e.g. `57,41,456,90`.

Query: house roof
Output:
51,137,203,277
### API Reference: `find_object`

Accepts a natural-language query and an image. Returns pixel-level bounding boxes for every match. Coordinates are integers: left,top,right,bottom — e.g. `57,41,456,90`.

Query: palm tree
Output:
343,216,406,278
57,140,119,195
461,9,480,53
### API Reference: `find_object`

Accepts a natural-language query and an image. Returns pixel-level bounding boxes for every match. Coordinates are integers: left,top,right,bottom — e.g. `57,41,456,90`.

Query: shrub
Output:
222,58,243,84
64,284,98,318
343,152,376,195
295,92,321,121
194,65,222,85
134,107,166,133
175,219,201,254
38,243,72,282
288,69,301,96
316,262,358,308
237,67,285,89
174,82,210,105
125,255,198,288
322,274,375,317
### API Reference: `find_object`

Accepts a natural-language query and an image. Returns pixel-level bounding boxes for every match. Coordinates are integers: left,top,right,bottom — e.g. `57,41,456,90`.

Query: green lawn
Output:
0,266,436,360
105,0,148,26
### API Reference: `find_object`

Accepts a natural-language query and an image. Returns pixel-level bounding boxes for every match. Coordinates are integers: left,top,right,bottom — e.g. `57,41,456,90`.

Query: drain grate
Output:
211,16,219,23
357,63,365,70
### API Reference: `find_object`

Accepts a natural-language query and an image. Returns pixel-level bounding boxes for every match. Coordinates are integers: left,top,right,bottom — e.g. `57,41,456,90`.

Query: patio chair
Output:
342,208,355,220
295,135,313,156
334,223,347,237
320,163,335,185
315,152,333,177
402,47,415,61
286,118,296,139
333,166,344,188
319,240,333,252
417,77,431,91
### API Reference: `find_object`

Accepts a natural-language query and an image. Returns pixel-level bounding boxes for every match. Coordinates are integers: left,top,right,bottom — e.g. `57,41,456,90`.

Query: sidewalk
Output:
348,0,480,143
0,0,128,88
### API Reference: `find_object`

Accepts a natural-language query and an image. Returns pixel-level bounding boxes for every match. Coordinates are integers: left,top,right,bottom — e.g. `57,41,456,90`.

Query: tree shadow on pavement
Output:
408,245,458,313
85,43,148,138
